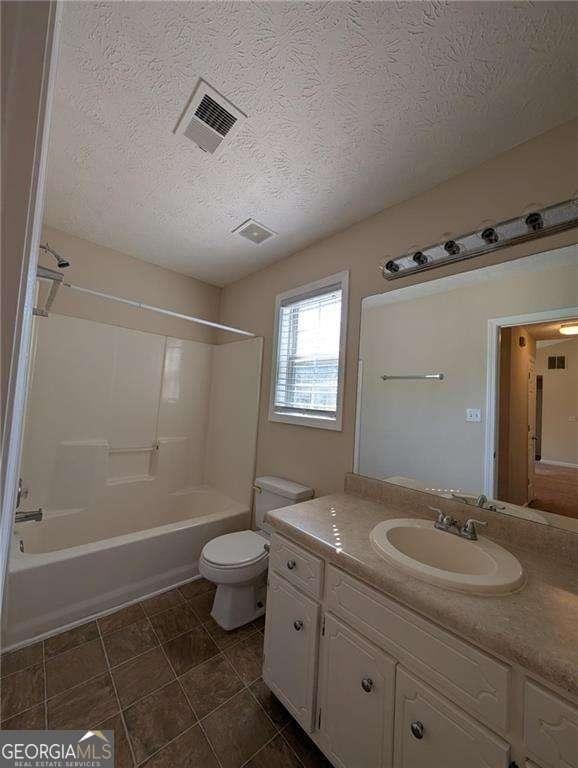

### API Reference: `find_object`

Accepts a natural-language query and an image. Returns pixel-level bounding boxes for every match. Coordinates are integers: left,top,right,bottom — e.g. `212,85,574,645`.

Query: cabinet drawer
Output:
524,680,578,768
325,565,510,733
394,668,510,768
270,533,323,598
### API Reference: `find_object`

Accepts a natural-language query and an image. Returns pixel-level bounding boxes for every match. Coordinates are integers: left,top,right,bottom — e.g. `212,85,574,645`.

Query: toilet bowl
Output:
199,530,270,630
199,476,314,630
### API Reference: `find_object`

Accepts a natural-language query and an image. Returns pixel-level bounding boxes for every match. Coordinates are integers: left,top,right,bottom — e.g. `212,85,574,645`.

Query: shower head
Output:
40,243,70,269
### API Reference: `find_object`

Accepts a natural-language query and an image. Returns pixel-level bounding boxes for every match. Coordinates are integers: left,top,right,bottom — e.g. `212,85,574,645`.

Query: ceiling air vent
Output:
174,79,246,155
233,219,276,245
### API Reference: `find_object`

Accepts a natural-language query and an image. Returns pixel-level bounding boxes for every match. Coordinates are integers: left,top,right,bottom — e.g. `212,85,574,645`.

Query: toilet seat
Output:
201,530,269,568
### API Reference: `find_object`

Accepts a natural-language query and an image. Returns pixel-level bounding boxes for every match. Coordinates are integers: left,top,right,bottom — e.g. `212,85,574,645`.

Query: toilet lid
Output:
202,530,269,567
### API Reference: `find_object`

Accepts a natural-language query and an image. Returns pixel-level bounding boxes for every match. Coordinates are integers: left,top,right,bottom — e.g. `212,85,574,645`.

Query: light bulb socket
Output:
412,251,428,266
525,212,543,232
444,240,460,256
481,227,499,245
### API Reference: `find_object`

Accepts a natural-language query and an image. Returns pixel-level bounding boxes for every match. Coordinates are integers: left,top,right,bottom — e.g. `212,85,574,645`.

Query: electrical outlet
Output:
466,408,482,423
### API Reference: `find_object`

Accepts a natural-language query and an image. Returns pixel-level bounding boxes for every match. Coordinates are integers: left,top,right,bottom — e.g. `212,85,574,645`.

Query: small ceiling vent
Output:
233,219,276,245
175,79,246,155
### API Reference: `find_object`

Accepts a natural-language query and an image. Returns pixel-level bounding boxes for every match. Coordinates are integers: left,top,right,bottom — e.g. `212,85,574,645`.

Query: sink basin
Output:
370,519,524,595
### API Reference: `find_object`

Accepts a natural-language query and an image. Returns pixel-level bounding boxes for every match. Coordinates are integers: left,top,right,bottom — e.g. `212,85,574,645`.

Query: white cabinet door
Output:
318,614,395,768
263,571,320,731
524,680,578,768
394,668,510,768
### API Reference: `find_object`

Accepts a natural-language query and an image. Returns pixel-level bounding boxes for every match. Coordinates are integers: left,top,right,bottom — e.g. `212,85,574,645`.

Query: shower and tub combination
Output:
3,301,263,649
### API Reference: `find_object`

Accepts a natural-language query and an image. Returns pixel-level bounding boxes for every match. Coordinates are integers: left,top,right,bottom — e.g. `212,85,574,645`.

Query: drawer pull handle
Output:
293,620,304,631
361,678,374,693
410,721,424,740
287,559,296,570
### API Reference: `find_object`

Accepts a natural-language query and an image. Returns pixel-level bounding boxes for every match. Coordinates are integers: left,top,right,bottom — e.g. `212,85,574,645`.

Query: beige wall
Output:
536,338,578,466
219,119,578,497
40,227,222,344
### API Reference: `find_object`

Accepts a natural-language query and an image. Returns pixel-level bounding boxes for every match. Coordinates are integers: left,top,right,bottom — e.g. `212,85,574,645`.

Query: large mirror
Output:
356,245,578,531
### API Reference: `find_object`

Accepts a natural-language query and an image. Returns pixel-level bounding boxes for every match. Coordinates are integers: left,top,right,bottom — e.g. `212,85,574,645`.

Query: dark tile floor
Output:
0,578,331,768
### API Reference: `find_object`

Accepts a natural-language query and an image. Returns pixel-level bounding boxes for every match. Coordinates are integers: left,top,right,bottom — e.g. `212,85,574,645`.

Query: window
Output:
270,271,348,430
547,355,566,370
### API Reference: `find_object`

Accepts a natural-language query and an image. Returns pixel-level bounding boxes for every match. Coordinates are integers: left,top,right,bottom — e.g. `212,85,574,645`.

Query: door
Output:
318,614,395,768
527,354,537,503
394,669,510,768
263,571,320,731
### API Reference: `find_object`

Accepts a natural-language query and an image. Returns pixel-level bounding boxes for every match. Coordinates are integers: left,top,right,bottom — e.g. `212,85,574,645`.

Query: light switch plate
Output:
466,408,482,423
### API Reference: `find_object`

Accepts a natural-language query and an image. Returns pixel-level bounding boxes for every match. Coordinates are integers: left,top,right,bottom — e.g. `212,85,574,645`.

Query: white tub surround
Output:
6,314,263,647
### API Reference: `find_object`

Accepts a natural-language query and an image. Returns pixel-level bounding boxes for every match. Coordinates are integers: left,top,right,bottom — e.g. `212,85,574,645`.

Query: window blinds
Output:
273,285,343,419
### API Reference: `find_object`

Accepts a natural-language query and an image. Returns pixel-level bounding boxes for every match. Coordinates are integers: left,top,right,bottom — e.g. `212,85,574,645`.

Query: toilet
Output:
199,476,314,630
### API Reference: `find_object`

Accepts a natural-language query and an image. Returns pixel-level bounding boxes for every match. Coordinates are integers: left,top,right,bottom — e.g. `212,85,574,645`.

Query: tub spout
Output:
15,508,43,523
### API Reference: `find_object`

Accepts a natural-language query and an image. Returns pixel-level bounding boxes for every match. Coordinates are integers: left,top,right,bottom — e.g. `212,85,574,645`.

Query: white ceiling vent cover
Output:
174,79,246,155
233,219,276,245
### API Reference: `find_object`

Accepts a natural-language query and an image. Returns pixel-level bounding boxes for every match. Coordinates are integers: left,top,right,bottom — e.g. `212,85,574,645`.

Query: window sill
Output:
269,409,343,431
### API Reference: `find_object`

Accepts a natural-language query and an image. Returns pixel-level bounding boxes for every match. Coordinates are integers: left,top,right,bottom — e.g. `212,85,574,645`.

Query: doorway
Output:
494,316,578,519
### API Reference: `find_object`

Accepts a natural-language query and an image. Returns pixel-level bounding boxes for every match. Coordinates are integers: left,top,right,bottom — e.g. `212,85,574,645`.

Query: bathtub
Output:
3,486,249,649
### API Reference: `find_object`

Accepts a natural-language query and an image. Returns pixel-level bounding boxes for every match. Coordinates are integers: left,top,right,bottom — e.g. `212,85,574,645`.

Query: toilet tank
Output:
254,476,314,533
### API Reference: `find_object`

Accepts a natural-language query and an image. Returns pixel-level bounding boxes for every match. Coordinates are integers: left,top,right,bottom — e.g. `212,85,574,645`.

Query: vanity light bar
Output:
381,197,578,280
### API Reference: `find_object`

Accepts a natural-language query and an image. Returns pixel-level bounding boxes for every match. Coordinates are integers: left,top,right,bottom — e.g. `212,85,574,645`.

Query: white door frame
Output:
484,306,578,498
0,3,62,612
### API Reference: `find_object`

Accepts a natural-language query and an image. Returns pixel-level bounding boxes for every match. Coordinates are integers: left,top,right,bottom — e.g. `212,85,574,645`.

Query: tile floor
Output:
0,578,331,768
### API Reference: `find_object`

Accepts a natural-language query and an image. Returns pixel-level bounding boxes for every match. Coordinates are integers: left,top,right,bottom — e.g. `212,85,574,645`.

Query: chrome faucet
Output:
15,508,43,523
15,477,42,523
430,507,487,541
460,518,488,541
451,492,505,513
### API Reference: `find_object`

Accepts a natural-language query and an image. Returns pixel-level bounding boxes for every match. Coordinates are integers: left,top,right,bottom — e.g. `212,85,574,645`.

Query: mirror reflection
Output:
356,246,578,529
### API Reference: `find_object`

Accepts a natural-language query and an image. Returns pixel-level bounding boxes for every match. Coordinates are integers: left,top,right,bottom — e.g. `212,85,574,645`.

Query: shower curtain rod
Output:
36,270,255,338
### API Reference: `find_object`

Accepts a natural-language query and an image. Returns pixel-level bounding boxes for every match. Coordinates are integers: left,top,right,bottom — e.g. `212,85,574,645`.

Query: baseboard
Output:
538,459,578,469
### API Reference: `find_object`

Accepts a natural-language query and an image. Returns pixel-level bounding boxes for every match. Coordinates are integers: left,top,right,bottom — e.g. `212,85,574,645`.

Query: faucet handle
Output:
428,506,445,525
462,518,487,540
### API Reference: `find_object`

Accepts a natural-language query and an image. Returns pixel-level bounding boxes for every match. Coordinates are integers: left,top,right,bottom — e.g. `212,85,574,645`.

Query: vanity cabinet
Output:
325,564,510,733
317,614,395,768
394,668,510,768
264,533,578,768
263,570,320,731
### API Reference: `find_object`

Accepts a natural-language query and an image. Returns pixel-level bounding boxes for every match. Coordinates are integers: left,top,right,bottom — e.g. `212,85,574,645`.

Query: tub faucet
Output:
15,508,43,523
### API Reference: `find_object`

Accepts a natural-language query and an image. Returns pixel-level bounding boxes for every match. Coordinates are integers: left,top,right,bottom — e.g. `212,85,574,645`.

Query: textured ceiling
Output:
530,320,578,341
46,1,577,286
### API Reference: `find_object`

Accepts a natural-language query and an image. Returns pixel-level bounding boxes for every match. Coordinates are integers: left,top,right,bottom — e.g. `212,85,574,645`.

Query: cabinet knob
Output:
287,559,296,570
361,678,374,693
410,721,424,740
293,620,304,631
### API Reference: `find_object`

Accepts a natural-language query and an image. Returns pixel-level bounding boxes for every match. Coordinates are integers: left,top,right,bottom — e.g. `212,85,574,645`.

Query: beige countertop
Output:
266,492,578,698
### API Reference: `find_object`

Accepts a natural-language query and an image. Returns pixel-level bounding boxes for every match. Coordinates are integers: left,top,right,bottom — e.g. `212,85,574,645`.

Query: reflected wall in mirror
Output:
356,245,578,531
